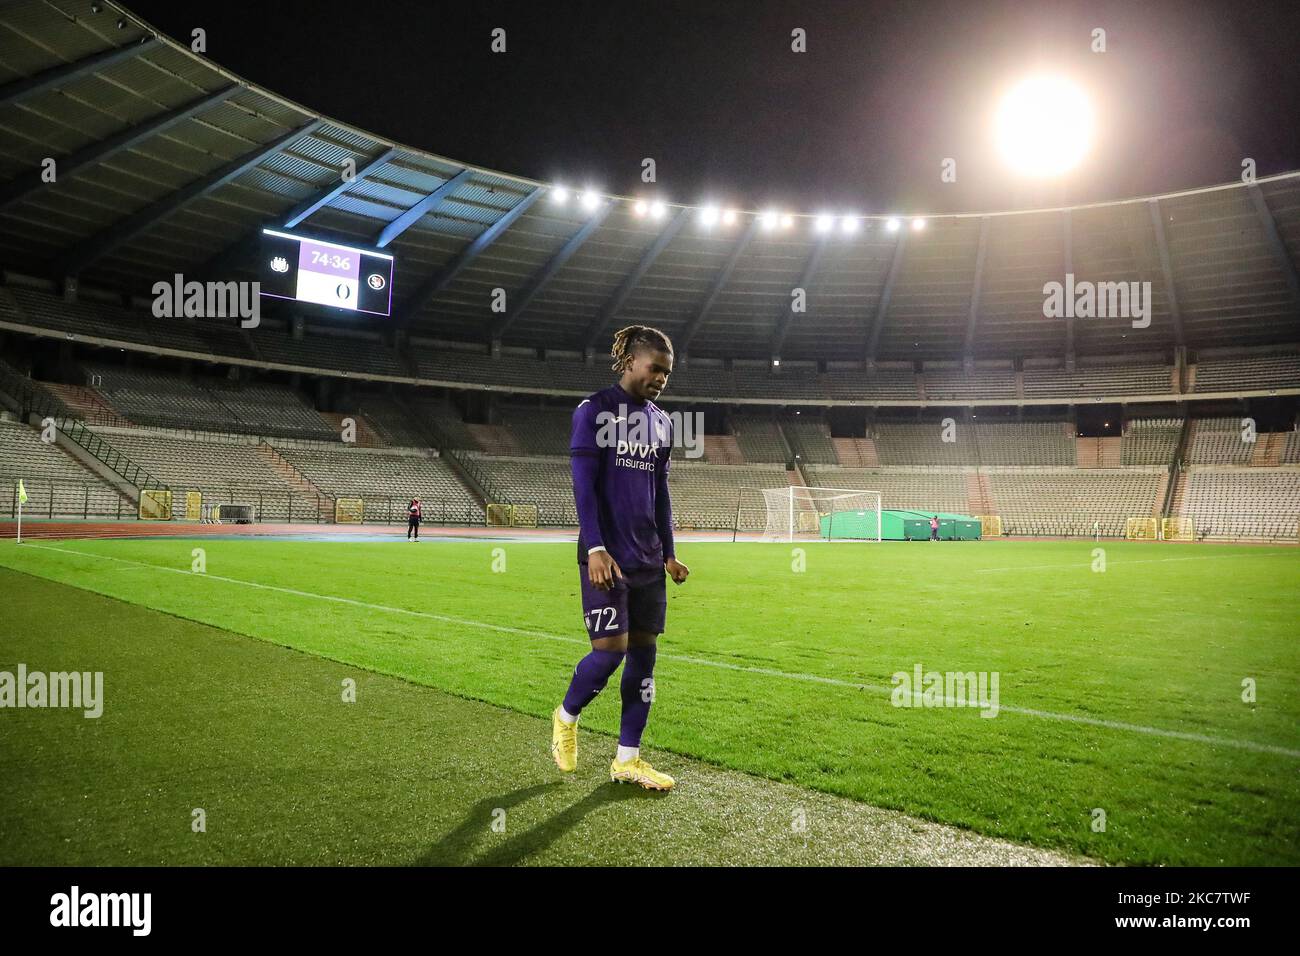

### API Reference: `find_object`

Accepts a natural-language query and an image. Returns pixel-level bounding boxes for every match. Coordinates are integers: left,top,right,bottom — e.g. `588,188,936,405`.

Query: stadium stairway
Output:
1153,472,1170,517
1098,437,1122,467
966,473,995,514
39,382,133,428
703,434,745,464
317,411,384,448
467,423,523,456
1250,433,1284,466
832,437,878,467
256,442,334,517
1169,472,1187,521
1074,436,1120,468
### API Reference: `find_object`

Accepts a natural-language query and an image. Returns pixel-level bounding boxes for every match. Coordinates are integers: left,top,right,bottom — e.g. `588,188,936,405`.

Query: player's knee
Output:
591,632,629,653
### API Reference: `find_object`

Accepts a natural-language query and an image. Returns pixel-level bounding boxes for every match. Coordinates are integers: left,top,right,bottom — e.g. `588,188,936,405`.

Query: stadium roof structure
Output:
1,0,1298,365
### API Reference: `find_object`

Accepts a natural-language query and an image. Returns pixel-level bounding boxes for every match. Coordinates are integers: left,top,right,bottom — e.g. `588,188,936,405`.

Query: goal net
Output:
756,486,882,542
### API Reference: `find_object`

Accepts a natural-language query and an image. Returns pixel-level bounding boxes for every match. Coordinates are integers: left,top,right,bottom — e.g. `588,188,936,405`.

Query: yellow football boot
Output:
551,707,578,772
610,755,675,790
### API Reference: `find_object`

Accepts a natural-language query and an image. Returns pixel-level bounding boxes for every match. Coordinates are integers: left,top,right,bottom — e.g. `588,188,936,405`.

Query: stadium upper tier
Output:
2,284,1298,404
1,1,1299,367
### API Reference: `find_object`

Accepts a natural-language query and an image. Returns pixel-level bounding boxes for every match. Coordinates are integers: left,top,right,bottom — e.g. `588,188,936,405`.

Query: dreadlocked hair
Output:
610,325,674,372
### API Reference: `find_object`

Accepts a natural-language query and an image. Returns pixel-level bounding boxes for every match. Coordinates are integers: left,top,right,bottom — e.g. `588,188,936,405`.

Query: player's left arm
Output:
657,419,689,585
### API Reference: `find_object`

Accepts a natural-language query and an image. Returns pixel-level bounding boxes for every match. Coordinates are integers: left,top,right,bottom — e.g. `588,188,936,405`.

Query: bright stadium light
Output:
633,200,648,217
841,215,859,235
580,190,601,211
814,214,835,233
780,214,794,230
700,205,720,227
649,200,667,220
995,74,1093,178
885,217,900,232
722,209,738,226
912,217,926,231
551,186,569,205
759,210,779,230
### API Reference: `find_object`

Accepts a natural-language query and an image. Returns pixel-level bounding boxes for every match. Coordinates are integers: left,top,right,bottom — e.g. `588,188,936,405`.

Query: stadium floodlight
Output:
649,200,667,219
814,214,835,233
633,200,649,217
551,186,570,204
885,217,900,232
912,217,926,231
699,205,720,227
722,209,738,226
772,357,781,366
995,74,1093,178
840,216,859,234
781,214,794,229
580,190,601,211
759,210,779,230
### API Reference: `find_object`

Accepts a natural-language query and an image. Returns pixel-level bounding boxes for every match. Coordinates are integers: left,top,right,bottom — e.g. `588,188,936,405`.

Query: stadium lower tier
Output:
2,418,1297,541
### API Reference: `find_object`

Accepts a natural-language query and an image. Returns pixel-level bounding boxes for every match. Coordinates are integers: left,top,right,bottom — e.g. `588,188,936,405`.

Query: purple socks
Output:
562,649,624,716
619,644,658,747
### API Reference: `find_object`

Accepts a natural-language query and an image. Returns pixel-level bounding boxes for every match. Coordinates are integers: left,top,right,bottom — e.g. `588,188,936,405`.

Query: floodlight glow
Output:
633,200,648,217
780,214,794,229
912,218,926,231
759,211,778,230
995,74,1093,178
650,201,667,219
841,216,859,234
551,186,569,204
581,190,601,211
885,218,900,232
722,209,737,226
700,206,720,226
814,214,834,233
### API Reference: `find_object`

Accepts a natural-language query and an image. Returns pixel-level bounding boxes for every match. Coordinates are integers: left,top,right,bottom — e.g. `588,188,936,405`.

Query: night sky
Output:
121,0,1300,215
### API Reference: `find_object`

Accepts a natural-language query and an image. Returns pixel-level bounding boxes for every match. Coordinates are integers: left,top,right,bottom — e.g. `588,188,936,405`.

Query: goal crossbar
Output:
755,485,883,542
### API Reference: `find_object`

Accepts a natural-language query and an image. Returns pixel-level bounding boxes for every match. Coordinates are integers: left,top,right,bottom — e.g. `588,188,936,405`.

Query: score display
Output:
259,228,394,316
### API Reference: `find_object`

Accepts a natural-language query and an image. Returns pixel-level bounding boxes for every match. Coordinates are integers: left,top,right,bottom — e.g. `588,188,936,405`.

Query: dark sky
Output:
121,0,1300,215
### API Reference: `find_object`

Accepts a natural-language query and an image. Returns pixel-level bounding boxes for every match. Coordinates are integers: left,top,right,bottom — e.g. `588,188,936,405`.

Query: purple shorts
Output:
579,563,667,639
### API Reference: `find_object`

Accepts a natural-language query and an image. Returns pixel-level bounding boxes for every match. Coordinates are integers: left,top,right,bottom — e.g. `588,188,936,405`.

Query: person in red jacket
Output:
407,497,422,541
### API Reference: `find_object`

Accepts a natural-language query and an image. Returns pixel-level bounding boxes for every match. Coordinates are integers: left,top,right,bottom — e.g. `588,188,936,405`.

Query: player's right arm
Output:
571,400,622,591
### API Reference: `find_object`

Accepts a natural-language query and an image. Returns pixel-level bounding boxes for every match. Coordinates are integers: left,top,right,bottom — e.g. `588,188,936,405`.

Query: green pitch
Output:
0,537,1296,866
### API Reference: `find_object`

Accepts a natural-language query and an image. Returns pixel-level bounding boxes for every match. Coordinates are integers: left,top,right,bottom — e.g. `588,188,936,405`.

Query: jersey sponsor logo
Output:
616,439,657,458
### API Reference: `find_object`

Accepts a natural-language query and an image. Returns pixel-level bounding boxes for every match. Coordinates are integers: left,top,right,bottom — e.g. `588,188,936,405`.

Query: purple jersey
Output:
570,383,675,570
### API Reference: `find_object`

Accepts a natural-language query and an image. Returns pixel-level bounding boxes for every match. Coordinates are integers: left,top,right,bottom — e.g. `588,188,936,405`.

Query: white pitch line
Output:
20,542,1300,760
975,551,1297,573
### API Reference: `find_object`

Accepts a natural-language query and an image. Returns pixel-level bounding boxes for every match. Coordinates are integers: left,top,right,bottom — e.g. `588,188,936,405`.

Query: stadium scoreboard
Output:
259,228,394,316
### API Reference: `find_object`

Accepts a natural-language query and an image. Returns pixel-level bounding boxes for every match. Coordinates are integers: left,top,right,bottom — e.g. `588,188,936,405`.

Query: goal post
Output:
750,486,883,542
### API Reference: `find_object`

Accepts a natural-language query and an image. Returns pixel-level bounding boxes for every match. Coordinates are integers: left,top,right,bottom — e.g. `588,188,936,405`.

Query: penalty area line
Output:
23,542,1300,760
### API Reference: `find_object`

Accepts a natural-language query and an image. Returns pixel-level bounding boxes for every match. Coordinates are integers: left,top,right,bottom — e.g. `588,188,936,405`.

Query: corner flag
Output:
17,479,26,504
